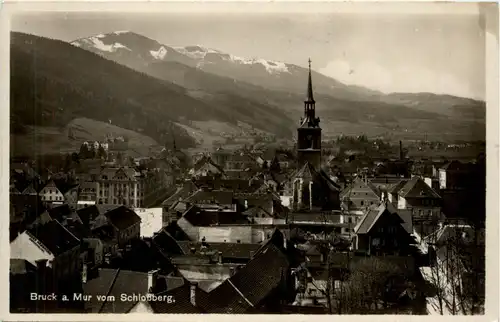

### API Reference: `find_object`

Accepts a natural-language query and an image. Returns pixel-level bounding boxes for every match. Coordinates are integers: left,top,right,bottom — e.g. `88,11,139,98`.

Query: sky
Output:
11,5,487,100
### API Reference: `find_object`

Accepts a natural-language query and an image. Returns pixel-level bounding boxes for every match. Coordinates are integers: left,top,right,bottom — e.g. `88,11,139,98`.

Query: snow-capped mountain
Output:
70,31,378,100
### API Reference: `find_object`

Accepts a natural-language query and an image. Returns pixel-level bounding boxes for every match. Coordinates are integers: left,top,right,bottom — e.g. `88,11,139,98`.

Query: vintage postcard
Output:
1,1,498,320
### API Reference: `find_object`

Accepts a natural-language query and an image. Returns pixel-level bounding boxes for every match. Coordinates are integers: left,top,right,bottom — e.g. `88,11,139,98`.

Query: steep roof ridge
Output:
227,278,255,307
98,268,121,313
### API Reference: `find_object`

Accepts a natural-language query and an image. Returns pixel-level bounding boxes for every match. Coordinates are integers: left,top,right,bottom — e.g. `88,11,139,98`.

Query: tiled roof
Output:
27,219,80,256
76,205,101,227
399,176,441,199
354,202,411,235
227,243,289,307
203,280,252,313
340,177,381,199
47,204,73,222
104,206,141,230
151,229,185,255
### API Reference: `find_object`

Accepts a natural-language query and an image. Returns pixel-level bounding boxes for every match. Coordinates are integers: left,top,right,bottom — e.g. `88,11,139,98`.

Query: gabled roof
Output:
399,176,441,199
354,202,412,235
104,206,141,230
21,184,38,195
388,179,409,194
76,205,101,227
205,243,289,313
193,156,224,173
290,162,340,192
161,181,199,207
46,204,75,222
340,177,381,199
26,219,80,256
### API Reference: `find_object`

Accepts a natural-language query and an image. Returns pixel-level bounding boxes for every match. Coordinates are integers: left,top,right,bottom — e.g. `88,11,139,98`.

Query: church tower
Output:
297,59,322,169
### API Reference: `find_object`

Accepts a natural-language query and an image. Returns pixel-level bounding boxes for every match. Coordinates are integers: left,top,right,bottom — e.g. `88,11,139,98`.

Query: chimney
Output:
147,269,160,294
82,262,88,284
190,282,198,306
217,251,223,264
399,141,404,160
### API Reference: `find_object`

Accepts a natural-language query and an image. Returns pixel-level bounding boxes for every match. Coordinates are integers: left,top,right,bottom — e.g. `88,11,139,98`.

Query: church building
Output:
285,60,341,219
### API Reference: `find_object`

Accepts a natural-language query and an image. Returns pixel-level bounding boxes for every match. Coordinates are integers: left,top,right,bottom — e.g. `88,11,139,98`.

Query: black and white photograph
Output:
3,2,498,317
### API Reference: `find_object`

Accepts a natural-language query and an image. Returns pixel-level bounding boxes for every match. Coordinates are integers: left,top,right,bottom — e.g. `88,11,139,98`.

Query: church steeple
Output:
300,58,319,128
305,58,315,103
297,58,322,170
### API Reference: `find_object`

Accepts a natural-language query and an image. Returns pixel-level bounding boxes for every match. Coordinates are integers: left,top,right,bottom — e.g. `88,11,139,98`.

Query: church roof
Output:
291,162,340,192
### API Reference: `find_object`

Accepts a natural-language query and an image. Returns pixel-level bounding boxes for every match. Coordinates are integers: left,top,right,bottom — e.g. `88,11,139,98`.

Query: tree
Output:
97,145,107,160
424,222,485,315
332,256,418,314
79,144,89,159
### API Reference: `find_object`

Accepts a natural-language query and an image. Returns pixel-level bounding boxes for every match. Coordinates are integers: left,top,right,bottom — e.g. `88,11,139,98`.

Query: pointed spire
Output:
306,58,315,103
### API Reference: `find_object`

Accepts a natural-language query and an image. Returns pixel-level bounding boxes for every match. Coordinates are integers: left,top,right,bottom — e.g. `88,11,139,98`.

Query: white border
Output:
0,2,498,321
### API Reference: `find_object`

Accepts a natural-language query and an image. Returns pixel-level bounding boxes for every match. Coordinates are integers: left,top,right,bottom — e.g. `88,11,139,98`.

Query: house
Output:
10,219,82,285
78,181,97,203
204,242,292,313
438,160,477,190
38,179,79,206
211,148,233,169
243,205,286,225
95,167,144,207
353,202,416,256
183,189,236,211
21,184,38,196
92,206,141,251
189,156,225,178
176,205,251,243
224,153,258,172
161,180,199,226
341,177,382,210
389,176,443,236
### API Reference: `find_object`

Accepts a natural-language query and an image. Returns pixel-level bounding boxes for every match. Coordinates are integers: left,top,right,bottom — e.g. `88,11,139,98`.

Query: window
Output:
360,201,364,206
